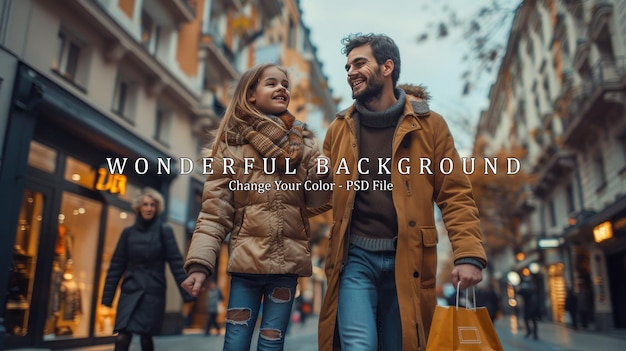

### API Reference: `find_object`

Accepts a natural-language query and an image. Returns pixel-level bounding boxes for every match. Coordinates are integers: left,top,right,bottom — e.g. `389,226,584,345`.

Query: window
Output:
64,157,97,190
6,190,44,337
141,10,159,55
534,15,543,46
543,77,551,106
562,37,571,61
154,107,172,146
55,32,82,82
44,192,102,340
594,150,607,192
288,18,296,49
549,199,557,227
526,39,534,62
95,205,135,337
566,184,575,214
112,73,137,122
28,140,57,173
618,132,626,174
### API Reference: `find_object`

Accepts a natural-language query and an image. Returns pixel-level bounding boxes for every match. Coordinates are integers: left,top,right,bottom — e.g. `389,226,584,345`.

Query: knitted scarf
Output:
223,110,305,172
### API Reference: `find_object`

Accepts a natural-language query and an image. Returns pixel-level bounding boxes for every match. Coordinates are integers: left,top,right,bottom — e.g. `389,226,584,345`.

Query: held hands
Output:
181,272,207,297
451,264,483,290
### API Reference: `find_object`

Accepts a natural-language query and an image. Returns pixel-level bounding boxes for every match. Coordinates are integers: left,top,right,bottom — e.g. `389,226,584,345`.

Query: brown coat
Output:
184,130,327,278
318,100,487,351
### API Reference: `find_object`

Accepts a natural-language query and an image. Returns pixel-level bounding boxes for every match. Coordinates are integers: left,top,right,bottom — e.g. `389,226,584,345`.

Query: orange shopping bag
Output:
426,284,504,351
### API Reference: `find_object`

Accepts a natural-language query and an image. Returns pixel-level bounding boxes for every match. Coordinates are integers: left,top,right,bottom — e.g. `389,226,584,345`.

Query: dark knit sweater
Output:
349,89,406,251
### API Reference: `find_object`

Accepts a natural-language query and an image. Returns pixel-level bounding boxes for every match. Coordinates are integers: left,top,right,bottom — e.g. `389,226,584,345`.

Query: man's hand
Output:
451,264,482,290
181,272,207,297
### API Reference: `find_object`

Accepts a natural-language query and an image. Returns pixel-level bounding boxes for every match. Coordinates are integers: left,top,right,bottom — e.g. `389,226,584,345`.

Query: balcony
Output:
563,0,583,19
532,148,576,198
589,1,613,41
553,13,566,43
561,57,626,145
219,0,243,11
158,0,196,23
258,0,282,19
200,24,238,82
513,183,538,217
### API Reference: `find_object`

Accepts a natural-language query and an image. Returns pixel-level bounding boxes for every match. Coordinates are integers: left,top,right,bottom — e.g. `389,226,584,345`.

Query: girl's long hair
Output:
209,63,289,157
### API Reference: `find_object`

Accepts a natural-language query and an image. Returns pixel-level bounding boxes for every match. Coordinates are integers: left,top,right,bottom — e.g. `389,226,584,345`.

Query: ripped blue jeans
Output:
223,273,297,351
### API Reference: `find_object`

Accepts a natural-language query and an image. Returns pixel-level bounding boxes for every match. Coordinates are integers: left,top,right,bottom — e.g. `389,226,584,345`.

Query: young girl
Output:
181,63,329,350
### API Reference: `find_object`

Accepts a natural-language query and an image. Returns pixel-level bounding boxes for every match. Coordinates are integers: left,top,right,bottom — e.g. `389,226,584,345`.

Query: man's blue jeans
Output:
337,244,402,351
223,273,297,351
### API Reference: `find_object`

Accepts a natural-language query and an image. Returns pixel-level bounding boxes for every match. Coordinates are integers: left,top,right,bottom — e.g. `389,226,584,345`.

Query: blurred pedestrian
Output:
578,285,593,329
102,187,194,351
517,278,540,340
477,284,500,321
180,63,330,351
565,287,578,329
295,293,311,326
204,280,223,336
317,32,487,351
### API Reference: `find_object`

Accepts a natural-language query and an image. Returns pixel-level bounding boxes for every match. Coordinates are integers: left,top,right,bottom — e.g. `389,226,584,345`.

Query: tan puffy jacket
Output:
184,130,327,278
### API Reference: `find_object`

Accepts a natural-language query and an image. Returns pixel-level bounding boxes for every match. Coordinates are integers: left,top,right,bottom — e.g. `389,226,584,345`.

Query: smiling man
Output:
317,33,488,351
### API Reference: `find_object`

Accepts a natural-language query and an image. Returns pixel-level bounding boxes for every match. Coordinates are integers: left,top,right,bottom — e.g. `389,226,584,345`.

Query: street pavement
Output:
21,314,625,351
52,316,319,351
491,315,626,351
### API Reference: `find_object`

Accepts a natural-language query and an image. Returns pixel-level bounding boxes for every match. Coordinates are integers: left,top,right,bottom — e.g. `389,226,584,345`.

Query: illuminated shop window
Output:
28,141,57,173
5,190,44,337
44,192,102,340
95,206,135,336
64,157,96,190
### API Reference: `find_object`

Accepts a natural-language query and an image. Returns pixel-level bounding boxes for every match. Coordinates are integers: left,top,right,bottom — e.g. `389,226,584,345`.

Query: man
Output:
317,33,487,351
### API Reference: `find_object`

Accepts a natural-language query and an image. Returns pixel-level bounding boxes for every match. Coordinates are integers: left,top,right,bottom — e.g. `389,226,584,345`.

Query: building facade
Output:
475,0,626,334
0,0,336,349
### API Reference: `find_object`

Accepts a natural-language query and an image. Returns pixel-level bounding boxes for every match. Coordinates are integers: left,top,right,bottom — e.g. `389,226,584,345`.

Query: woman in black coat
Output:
102,187,193,351
518,279,541,340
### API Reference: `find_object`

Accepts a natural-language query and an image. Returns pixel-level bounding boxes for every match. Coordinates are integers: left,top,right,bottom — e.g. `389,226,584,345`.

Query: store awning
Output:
15,63,178,178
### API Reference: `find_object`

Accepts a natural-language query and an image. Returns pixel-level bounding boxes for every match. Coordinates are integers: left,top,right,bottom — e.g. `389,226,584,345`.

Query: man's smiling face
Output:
345,44,385,103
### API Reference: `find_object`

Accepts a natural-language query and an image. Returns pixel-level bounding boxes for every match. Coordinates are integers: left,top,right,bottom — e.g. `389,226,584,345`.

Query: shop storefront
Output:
563,198,626,333
538,239,568,324
0,64,177,350
594,208,626,330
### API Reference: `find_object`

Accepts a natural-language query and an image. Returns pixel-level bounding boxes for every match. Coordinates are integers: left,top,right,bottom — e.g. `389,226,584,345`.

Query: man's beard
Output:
353,69,385,104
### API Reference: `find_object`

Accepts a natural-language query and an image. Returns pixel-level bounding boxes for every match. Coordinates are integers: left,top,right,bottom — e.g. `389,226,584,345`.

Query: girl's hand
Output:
181,272,207,297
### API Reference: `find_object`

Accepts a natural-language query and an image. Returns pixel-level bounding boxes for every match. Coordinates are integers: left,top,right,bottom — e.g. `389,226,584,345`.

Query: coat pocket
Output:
420,227,438,288
121,273,142,294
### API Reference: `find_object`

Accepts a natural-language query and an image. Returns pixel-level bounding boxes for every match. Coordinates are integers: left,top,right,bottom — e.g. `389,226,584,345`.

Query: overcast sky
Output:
299,0,515,151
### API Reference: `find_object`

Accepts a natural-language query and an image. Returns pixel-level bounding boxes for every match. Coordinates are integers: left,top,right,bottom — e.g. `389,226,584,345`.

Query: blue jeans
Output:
223,273,298,351
337,245,402,351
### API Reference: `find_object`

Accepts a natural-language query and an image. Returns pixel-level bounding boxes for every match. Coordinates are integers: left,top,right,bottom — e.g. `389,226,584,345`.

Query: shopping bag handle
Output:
456,281,476,311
